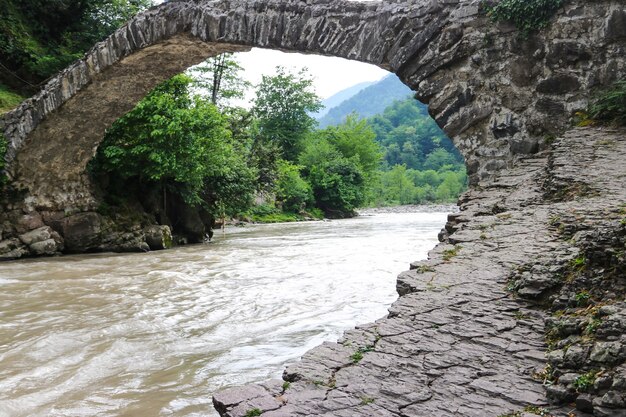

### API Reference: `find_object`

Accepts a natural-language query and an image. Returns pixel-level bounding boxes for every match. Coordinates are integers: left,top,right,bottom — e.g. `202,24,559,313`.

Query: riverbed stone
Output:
15,213,44,234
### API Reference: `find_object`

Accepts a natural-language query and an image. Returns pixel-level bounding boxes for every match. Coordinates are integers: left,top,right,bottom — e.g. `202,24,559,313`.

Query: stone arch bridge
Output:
1,1,626,416
2,0,623,215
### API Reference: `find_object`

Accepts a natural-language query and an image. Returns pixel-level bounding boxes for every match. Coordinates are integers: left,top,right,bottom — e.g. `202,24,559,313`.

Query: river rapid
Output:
0,211,448,417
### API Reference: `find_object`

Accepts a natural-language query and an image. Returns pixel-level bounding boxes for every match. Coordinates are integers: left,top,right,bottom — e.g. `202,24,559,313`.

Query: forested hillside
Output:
315,72,467,206
366,98,466,205
317,74,412,128
312,80,375,119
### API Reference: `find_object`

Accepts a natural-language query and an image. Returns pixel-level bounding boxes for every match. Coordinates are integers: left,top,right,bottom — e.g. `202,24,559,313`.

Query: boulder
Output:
29,239,59,255
62,212,102,252
0,238,29,259
144,225,172,250
19,226,52,245
16,213,44,234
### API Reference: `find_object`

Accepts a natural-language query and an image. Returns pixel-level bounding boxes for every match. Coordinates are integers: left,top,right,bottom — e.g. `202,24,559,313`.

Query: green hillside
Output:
317,74,413,128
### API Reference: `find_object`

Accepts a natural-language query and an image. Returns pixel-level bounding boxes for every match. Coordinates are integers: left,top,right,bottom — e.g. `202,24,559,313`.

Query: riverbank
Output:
213,126,626,417
357,204,459,216
219,204,459,228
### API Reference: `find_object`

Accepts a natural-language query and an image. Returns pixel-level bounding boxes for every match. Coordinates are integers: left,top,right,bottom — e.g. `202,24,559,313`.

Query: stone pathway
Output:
213,127,625,417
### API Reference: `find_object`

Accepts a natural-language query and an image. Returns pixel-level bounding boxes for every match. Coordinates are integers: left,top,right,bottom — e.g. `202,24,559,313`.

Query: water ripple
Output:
0,211,447,417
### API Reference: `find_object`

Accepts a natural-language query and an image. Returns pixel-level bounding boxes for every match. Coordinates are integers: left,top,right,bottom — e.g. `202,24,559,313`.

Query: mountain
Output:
317,74,413,128
312,80,377,119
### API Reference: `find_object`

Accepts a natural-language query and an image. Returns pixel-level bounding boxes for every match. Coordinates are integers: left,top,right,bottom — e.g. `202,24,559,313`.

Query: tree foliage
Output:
362,96,467,206
275,160,313,213
91,74,255,216
300,117,381,216
253,67,322,161
0,0,152,91
188,53,251,107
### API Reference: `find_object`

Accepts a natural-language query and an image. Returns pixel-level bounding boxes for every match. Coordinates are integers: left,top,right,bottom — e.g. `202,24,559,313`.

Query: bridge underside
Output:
11,35,248,211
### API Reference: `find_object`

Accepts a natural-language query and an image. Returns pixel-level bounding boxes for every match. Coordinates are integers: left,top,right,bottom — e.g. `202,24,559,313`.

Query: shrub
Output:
485,0,565,38
275,160,313,213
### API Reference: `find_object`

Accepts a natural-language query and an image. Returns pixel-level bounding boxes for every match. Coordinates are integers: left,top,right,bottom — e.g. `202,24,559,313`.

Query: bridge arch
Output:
0,0,624,244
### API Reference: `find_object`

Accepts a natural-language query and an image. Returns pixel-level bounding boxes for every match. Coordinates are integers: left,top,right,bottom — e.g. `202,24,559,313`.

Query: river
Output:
0,211,448,417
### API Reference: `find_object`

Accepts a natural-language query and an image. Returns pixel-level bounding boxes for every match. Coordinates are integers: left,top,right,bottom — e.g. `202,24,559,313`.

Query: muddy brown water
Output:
0,211,448,416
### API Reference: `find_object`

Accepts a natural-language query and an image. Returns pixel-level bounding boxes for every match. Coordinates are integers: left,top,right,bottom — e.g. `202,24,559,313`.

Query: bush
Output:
275,160,313,213
590,80,626,126
0,84,24,114
485,0,564,37
307,157,365,216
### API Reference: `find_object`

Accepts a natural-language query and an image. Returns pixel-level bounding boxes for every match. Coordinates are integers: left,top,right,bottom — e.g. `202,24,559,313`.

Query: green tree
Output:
376,165,418,205
316,114,382,181
299,116,382,216
188,53,250,107
275,160,313,213
423,148,458,171
252,67,322,161
91,74,255,216
305,156,366,216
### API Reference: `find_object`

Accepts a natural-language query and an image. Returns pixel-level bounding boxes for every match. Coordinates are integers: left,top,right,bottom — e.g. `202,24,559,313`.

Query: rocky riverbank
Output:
212,126,626,417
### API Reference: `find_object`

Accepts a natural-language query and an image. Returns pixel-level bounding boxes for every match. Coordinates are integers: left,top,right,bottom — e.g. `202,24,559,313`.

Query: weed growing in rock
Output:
589,80,626,126
415,264,435,273
523,405,554,416
282,381,290,390
244,408,262,417
575,290,591,306
571,255,586,270
514,311,530,320
584,317,602,335
442,245,461,261
484,0,565,38
532,364,556,385
360,396,375,405
544,134,557,145
350,346,374,363
350,351,364,363
573,371,597,392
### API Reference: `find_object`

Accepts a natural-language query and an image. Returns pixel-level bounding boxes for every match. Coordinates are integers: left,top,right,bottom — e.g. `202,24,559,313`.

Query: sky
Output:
233,48,389,101
153,0,389,102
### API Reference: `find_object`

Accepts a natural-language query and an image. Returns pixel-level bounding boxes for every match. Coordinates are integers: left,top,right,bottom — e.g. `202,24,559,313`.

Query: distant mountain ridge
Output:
313,80,376,119
317,74,413,128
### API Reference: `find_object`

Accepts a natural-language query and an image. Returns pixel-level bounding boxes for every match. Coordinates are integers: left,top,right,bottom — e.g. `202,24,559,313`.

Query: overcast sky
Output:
153,0,389,101
234,48,389,100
